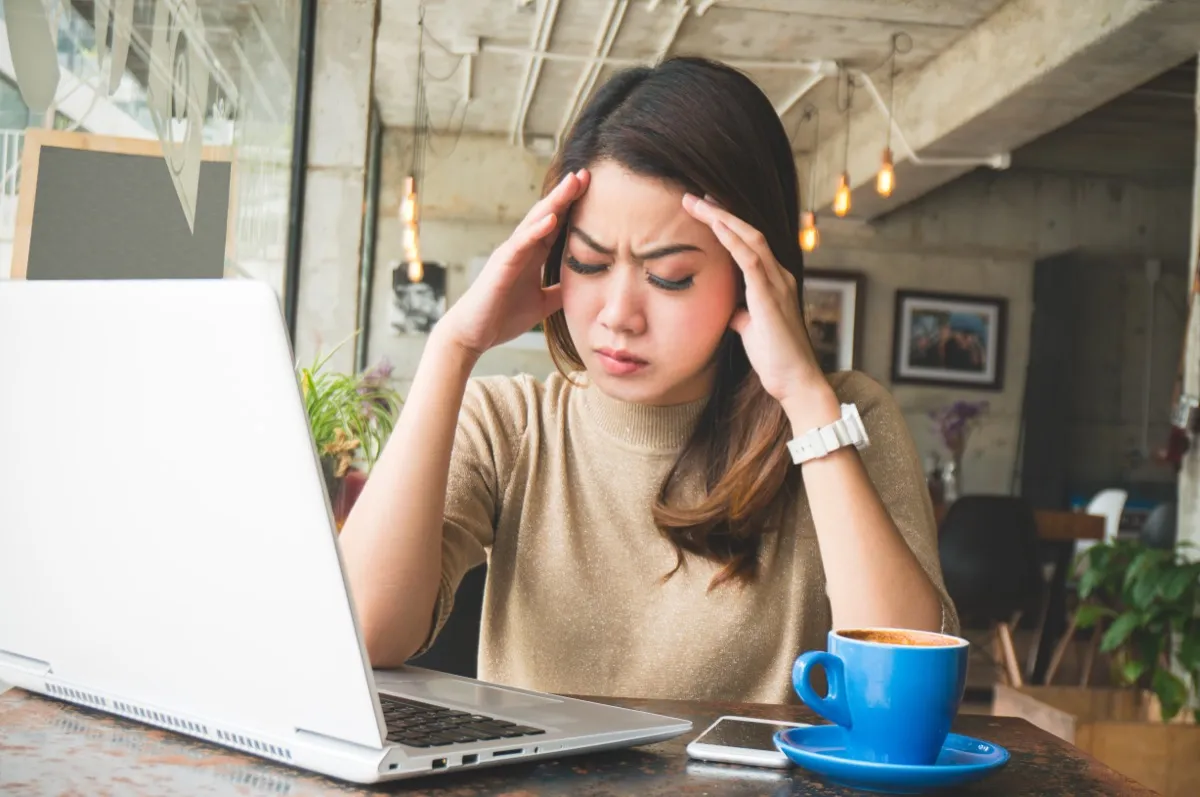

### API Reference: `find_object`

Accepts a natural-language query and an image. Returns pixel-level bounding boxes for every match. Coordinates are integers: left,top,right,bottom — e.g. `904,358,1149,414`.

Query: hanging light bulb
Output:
799,211,819,252
407,258,424,283
833,173,851,217
400,175,424,282
401,176,417,223
876,147,895,197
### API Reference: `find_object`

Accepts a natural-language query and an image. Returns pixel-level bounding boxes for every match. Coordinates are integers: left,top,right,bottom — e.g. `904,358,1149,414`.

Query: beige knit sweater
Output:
419,370,957,704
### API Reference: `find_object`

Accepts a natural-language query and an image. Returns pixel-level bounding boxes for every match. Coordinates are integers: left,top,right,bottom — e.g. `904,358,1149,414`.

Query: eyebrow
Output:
568,226,703,261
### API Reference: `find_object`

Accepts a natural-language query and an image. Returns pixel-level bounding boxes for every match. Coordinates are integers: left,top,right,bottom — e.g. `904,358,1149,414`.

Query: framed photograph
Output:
891,290,1007,390
390,260,447,335
803,269,864,372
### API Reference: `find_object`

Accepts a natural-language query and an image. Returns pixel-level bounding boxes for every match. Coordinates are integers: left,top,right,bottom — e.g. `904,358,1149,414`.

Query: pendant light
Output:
404,4,430,283
798,104,820,252
800,211,819,252
833,69,853,217
876,33,910,198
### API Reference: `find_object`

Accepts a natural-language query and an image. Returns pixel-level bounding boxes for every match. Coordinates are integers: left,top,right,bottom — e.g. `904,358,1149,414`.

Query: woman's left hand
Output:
682,193,826,407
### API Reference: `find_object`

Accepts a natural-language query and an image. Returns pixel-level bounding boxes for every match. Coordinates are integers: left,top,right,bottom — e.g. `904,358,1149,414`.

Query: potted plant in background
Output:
298,343,402,529
993,538,1200,795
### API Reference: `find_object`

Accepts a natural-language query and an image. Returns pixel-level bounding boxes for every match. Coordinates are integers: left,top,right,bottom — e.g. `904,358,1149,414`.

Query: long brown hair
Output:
541,57,807,589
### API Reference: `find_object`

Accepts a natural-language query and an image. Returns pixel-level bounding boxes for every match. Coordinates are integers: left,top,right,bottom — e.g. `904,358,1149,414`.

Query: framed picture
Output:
390,260,447,335
803,269,865,372
891,290,1007,390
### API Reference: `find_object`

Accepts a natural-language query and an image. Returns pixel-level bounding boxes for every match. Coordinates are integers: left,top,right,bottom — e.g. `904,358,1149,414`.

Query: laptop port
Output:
493,748,522,757
462,754,478,765
432,758,447,770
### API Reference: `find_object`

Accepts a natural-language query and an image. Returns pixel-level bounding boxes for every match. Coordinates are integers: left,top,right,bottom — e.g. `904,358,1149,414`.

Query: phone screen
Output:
695,718,794,751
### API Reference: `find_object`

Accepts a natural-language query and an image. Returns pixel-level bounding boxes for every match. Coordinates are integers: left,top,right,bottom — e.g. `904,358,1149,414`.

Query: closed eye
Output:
567,254,694,291
565,255,606,275
648,274,693,292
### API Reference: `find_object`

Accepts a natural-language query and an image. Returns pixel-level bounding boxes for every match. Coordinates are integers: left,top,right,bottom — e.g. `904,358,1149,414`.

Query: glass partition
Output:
0,0,301,298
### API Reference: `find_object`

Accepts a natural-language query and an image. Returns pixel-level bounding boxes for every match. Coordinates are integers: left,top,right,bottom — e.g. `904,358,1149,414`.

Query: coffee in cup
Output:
791,627,969,765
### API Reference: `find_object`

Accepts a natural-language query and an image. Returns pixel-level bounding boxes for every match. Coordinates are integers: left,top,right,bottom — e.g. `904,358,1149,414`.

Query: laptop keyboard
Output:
380,693,547,748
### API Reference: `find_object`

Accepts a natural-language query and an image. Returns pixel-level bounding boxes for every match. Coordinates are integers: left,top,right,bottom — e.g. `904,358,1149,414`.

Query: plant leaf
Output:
1075,603,1116,629
1180,630,1200,673
1101,612,1140,653
1130,571,1161,611
1119,657,1147,685
1152,669,1188,722
1160,566,1195,603
1078,565,1104,600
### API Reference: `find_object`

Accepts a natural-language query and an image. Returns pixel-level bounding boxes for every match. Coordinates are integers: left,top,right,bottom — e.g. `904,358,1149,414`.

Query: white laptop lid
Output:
0,279,386,749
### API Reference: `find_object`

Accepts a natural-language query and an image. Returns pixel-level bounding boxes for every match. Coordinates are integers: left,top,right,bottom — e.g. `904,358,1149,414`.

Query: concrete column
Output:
1178,59,1200,554
294,0,379,375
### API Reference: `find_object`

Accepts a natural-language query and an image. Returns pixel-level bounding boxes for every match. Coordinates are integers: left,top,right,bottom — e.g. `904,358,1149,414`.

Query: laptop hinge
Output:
0,649,52,675
294,727,385,753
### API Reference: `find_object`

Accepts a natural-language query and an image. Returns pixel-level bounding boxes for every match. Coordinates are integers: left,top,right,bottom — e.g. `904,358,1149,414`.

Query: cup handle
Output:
792,651,851,729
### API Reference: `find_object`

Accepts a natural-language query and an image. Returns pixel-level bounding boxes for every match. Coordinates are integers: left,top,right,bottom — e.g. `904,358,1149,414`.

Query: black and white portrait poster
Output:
390,260,446,335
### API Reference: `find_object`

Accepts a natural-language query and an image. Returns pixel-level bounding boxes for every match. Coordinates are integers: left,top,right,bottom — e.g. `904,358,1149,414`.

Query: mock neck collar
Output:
574,374,710,451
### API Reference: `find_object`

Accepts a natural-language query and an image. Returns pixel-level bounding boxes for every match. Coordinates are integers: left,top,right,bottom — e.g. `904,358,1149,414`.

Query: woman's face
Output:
560,160,739,406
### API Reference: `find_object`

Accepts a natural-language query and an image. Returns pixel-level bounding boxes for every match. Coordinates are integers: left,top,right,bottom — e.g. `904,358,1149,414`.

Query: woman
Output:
340,57,957,704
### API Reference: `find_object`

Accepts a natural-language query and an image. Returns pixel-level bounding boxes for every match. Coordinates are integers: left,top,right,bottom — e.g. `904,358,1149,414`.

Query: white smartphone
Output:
685,715,810,769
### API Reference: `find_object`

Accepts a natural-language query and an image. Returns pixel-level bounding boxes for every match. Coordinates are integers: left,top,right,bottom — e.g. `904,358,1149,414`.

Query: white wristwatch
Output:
787,403,870,465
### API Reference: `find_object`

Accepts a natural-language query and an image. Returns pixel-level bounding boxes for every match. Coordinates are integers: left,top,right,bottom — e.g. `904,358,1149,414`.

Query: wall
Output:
805,235,1031,494
368,130,1190,499
368,132,557,394
862,167,1192,492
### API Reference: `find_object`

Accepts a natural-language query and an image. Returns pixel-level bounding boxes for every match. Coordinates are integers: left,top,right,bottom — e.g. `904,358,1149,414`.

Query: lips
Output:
596,348,647,365
595,347,649,376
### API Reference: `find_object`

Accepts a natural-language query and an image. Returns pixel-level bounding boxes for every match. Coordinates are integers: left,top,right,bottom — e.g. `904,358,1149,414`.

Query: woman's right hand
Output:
439,169,590,357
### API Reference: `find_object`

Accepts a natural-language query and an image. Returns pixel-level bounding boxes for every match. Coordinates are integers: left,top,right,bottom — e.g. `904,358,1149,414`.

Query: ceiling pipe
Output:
852,68,1010,169
555,0,629,149
653,1,689,63
510,0,562,147
480,42,832,74
773,61,837,118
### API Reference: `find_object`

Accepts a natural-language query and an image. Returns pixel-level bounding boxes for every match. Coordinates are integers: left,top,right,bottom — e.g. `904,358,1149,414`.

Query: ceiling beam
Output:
555,0,629,149
510,0,562,147
808,0,1200,221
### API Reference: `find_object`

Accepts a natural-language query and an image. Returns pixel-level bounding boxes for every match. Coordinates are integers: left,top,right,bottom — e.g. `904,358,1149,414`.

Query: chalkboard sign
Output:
11,130,233,281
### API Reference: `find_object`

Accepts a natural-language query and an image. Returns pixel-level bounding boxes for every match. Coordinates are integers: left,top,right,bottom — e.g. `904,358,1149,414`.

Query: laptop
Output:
0,279,691,784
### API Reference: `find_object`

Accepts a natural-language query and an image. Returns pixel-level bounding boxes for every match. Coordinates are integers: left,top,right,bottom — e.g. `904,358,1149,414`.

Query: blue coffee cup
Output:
792,628,969,765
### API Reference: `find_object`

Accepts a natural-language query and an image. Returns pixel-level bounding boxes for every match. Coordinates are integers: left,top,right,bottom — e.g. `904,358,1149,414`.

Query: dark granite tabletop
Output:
0,685,1153,796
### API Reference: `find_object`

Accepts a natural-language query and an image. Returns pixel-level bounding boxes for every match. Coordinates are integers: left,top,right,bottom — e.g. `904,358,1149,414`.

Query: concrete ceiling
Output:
379,0,1200,218
1009,59,1196,186
375,0,1007,150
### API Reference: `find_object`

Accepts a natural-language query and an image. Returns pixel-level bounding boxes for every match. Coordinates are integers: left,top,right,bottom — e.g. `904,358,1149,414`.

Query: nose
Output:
597,267,647,337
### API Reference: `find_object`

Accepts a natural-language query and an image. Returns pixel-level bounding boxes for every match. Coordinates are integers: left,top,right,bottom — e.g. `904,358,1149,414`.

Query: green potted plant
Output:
297,342,402,528
1073,538,1200,721
993,538,1200,795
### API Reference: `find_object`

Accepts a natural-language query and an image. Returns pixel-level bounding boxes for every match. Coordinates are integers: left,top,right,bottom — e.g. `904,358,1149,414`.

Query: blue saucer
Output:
774,725,1009,794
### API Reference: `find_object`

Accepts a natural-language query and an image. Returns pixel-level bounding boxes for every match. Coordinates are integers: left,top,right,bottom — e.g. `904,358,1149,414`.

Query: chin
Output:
586,366,703,406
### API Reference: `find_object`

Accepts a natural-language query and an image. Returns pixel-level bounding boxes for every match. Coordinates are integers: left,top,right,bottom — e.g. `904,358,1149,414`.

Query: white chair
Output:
1074,488,1128,559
